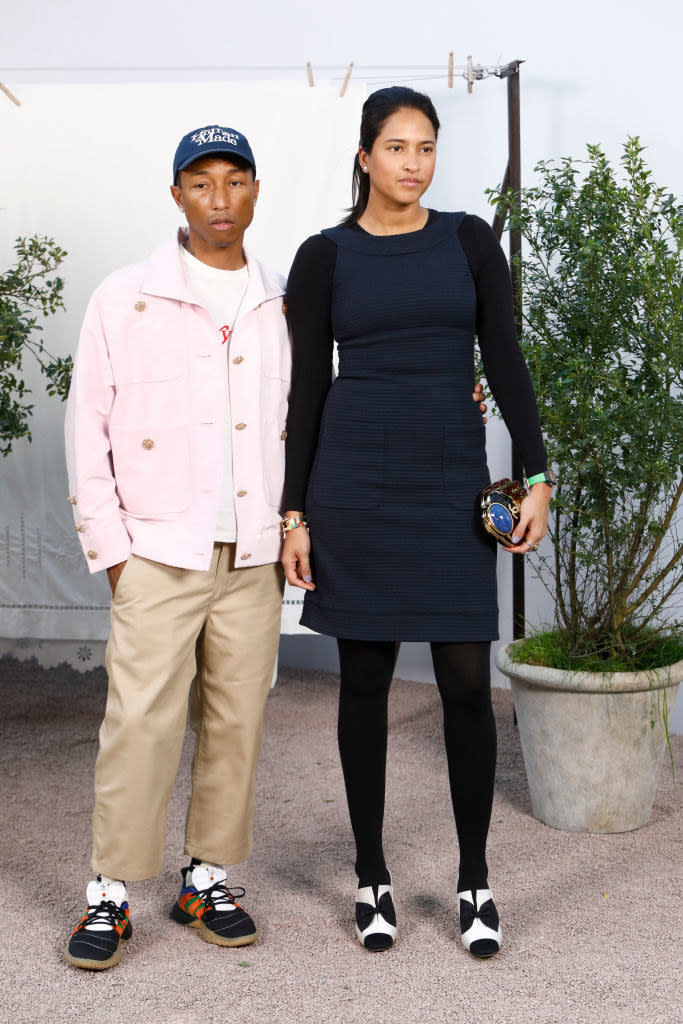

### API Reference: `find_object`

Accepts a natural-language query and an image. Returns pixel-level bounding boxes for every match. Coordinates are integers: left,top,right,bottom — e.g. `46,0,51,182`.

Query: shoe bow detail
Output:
458,892,499,932
356,889,396,932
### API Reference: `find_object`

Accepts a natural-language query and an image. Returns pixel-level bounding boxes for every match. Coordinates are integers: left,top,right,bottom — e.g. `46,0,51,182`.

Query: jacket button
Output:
233,356,244,364
240,553,252,560
87,549,98,560
75,525,85,533
67,496,77,505
236,490,247,497
235,422,246,431
280,429,287,440
135,300,146,312
141,438,155,450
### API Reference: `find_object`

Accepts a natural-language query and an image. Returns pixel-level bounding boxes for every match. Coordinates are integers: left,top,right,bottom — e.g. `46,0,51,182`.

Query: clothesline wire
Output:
0,63,513,73
340,72,502,83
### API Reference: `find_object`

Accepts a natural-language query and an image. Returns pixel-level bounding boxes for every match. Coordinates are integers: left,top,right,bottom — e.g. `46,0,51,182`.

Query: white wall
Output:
2,0,681,728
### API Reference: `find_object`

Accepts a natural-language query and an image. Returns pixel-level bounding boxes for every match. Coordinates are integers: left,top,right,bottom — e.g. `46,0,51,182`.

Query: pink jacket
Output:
65,231,291,573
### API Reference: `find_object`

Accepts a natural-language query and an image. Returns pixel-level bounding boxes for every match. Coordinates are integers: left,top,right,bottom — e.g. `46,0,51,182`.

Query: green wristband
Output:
527,471,554,487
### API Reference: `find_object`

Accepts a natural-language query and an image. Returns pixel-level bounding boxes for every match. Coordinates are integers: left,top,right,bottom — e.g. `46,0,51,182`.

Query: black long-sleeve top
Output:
283,211,548,512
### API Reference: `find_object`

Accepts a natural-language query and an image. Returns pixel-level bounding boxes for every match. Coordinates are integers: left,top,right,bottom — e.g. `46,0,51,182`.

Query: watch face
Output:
489,502,514,534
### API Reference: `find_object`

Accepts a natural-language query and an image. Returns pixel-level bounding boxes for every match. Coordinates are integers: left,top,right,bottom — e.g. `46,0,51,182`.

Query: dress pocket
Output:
443,424,490,510
110,424,191,515
312,419,384,510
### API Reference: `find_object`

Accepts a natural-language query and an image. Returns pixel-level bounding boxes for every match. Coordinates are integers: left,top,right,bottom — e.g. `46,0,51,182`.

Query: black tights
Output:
336,638,496,892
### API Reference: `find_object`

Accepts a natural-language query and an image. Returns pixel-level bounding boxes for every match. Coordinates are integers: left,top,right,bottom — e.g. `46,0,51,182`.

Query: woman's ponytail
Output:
343,152,371,227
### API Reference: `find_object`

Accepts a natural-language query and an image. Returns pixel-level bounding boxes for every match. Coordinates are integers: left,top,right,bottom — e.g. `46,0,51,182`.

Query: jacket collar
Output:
140,229,285,315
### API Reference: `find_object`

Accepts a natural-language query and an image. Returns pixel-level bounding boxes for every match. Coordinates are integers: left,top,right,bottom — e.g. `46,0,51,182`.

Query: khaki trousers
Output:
92,544,284,881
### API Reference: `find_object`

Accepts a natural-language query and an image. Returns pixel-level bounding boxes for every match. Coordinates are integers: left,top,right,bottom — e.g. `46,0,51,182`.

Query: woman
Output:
281,87,553,957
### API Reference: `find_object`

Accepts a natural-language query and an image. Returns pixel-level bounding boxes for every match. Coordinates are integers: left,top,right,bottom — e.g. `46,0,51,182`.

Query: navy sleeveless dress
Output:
300,212,498,642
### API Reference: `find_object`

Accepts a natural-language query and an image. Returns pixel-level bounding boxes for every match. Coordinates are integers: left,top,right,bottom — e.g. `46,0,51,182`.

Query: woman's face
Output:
360,107,437,209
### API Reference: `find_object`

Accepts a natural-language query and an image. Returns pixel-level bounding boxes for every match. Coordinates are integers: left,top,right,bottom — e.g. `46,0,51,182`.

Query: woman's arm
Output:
282,233,337,588
283,233,336,511
459,215,552,552
459,214,548,477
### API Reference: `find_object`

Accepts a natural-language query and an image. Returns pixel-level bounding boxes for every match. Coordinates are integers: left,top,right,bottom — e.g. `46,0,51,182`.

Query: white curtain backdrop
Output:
0,77,571,681
0,81,367,641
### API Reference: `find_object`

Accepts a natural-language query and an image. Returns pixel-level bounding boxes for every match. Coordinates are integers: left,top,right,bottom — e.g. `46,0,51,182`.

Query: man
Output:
64,125,290,969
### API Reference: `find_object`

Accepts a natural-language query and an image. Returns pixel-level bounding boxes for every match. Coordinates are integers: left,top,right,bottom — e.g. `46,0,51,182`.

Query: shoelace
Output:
200,881,246,912
78,899,126,931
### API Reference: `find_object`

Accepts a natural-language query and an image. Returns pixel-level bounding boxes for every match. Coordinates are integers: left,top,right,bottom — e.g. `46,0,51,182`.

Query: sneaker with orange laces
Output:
170,862,257,947
64,876,132,970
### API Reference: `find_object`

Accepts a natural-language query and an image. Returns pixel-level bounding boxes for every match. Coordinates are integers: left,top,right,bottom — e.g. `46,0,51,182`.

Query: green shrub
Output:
0,235,71,455
488,139,682,668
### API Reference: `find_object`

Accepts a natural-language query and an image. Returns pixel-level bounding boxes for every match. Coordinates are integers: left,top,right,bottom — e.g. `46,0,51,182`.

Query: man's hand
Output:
473,382,488,423
107,560,127,596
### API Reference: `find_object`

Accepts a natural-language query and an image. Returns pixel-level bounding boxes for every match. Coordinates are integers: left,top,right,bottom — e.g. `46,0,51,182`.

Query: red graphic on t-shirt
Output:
220,325,232,344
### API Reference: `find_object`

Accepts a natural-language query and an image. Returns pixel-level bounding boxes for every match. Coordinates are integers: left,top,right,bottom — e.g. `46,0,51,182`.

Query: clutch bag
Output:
480,478,528,546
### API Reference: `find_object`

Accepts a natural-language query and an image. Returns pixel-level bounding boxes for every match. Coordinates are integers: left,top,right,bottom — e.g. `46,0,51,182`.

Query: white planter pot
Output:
495,641,683,833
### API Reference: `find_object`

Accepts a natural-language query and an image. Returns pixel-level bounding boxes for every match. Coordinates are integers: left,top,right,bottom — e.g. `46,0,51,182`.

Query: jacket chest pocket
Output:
258,307,292,383
126,317,186,383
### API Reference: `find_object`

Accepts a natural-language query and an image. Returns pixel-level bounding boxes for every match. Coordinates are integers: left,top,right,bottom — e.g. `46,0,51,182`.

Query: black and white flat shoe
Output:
457,887,502,958
355,876,397,951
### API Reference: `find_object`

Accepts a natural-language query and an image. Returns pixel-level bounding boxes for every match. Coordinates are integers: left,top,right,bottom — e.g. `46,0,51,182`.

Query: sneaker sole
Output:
198,922,258,947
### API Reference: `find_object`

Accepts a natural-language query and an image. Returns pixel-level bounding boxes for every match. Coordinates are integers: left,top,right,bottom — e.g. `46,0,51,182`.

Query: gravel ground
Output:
0,656,680,1024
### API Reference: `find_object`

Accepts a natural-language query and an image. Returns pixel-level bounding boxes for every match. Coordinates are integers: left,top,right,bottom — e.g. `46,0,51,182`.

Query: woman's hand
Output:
502,483,552,554
473,381,488,423
281,521,316,590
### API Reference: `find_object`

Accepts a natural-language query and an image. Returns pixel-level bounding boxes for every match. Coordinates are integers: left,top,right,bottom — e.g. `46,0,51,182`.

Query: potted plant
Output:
488,139,682,832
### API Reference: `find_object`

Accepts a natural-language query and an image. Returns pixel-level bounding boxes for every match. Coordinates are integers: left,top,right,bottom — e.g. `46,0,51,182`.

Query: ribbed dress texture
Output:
285,211,547,642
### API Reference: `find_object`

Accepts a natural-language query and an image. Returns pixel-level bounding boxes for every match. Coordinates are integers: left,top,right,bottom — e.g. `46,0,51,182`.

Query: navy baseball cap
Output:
173,125,256,181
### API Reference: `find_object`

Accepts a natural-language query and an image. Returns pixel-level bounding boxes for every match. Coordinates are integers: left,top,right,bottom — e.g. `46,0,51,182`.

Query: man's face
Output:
170,156,259,252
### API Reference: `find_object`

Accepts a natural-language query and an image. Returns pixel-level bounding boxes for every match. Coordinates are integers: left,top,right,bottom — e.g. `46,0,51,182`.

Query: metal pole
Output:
506,61,525,641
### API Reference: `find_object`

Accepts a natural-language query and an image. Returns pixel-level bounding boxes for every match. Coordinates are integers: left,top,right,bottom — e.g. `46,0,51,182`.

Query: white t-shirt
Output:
178,244,249,543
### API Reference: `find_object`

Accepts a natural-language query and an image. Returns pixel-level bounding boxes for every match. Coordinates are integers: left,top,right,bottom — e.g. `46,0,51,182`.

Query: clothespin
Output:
0,83,21,107
467,55,474,94
448,51,454,88
306,62,315,87
339,61,354,98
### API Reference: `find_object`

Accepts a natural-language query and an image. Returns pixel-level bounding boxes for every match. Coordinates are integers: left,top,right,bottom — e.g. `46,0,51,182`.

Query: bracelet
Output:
527,469,556,488
280,516,308,539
